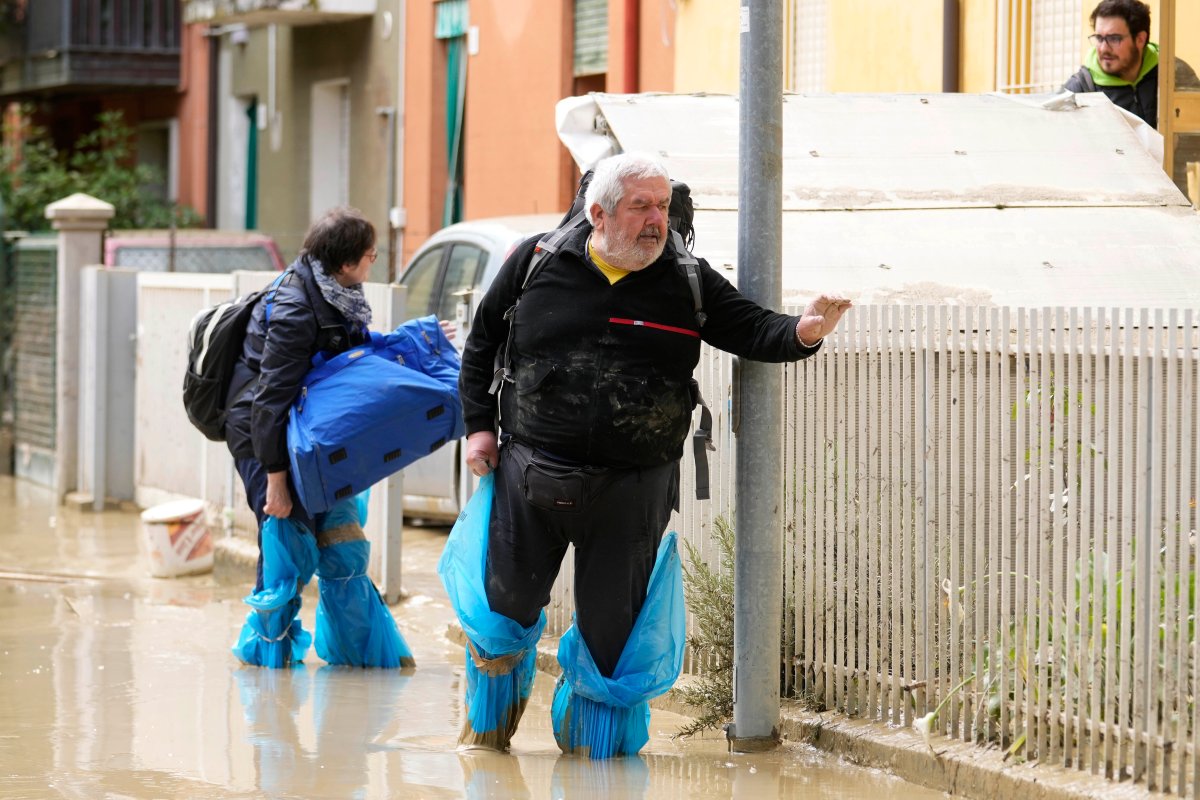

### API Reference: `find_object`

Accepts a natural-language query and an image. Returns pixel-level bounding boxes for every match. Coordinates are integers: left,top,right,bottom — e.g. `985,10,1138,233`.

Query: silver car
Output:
396,214,562,523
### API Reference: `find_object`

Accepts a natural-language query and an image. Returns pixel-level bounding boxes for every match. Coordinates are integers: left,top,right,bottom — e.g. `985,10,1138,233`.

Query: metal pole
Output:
731,0,783,751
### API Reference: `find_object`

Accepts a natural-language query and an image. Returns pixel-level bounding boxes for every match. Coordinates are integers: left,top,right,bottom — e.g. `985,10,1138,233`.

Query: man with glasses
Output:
1062,0,1198,129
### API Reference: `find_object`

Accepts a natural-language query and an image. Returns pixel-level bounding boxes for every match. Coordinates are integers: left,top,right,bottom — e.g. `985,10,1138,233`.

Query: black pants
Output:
234,457,317,592
485,440,679,677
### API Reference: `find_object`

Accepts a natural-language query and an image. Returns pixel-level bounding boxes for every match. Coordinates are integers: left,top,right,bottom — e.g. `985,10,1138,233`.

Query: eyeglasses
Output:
366,249,378,263
1088,33,1127,48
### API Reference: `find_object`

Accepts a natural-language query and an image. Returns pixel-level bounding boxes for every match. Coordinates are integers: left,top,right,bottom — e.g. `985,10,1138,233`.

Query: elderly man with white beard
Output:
452,151,851,757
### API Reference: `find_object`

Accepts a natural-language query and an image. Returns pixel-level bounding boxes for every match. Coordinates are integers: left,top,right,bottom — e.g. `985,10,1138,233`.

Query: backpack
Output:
489,170,716,499
182,271,288,442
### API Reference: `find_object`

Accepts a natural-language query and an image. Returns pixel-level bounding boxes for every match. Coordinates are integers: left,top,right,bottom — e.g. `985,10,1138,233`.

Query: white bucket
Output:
141,498,214,578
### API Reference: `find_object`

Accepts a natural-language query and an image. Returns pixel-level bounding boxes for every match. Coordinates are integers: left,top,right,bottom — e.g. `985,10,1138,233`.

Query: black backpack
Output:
489,171,715,498
182,271,288,442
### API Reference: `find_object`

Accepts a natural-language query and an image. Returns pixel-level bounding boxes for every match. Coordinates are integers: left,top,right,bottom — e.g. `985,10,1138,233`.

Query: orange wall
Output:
609,0,675,92
175,24,210,222
402,1,449,262
402,1,677,262
461,1,573,221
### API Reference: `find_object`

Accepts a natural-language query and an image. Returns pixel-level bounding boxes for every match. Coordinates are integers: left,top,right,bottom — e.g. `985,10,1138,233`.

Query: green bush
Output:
0,107,202,232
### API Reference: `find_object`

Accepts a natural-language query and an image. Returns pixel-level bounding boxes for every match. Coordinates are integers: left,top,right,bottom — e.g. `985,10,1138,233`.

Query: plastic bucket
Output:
141,498,214,578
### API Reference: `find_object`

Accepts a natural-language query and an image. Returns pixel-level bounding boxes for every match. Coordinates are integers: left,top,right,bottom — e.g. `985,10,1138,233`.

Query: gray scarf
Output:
310,258,373,329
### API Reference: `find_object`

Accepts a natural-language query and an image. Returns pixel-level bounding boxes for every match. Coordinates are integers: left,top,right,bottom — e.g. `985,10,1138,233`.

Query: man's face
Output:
1093,16,1147,83
591,175,671,271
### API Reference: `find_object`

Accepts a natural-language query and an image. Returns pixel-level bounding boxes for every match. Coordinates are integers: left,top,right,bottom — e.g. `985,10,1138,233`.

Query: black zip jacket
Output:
459,223,820,469
224,257,368,471
1064,62,1161,127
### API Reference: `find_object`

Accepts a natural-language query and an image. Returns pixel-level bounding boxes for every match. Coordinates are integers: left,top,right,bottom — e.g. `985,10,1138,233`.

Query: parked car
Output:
104,229,286,273
396,213,561,523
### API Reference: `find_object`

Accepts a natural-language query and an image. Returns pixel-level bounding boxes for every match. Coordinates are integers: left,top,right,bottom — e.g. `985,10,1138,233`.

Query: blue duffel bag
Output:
287,315,464,515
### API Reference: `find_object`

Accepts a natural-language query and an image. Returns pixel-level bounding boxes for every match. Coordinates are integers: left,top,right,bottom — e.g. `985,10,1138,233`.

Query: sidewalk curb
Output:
213,534,259,585
445,621,1150,800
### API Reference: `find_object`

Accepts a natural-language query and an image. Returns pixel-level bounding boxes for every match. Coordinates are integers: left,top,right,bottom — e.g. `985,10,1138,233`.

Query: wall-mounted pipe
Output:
623,0,640,93
943,0,960,92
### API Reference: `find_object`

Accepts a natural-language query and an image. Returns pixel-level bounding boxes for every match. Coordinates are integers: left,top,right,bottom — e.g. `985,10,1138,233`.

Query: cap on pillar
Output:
45,193,115,231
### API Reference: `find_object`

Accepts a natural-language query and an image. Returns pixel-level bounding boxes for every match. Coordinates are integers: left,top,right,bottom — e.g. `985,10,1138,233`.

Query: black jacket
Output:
1063,57,1199,129
224,257,368,471
459,223,819,468
1064,63,1160,127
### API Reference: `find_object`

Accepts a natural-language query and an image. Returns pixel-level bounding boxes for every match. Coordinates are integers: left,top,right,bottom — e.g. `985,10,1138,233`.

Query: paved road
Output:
0,475,944,799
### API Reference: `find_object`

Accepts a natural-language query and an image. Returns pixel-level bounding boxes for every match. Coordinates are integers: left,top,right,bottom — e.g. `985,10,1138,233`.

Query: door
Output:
310,80,351,223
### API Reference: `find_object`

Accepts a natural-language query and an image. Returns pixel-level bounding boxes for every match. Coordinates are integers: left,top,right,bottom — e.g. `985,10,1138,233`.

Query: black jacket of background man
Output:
1064,56,1200,129
459,223,820,470
224,256,368,472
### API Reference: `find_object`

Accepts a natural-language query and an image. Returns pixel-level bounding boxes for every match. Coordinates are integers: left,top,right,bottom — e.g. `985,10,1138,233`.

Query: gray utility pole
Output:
730,0,784,751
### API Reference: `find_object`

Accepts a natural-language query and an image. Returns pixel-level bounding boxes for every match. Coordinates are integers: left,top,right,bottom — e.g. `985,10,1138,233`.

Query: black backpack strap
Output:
671,229,706,328
488,213,590,395
692,388,714,501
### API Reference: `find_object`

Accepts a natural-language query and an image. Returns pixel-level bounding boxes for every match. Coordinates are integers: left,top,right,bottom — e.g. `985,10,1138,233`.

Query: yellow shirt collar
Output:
588,238,631,285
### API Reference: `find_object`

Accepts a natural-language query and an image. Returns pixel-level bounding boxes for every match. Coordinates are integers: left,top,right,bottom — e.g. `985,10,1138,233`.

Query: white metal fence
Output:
794,305,1198,794
133,271,410,597
547,304,1199,795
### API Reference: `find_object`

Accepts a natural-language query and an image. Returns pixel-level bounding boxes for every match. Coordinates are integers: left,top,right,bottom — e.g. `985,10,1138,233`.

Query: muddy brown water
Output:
0,476,945,799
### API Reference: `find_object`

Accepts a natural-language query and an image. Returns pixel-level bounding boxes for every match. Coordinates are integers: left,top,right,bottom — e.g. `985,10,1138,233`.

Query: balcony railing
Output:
0,0,182,98
182,0,375,28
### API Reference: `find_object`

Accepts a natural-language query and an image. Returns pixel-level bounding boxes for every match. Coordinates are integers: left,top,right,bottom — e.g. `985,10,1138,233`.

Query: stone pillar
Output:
45,193,115,502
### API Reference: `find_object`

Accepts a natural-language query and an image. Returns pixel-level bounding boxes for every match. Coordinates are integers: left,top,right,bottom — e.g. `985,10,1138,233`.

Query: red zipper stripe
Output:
609,317,700,338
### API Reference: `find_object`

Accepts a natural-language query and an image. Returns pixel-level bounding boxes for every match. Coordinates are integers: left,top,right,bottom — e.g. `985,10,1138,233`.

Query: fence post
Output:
45,193,114,503
77,267,137,510
378,284,408,604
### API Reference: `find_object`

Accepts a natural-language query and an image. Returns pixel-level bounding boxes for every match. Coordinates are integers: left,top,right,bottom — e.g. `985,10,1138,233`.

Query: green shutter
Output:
435,0,469,39
574,0,608,77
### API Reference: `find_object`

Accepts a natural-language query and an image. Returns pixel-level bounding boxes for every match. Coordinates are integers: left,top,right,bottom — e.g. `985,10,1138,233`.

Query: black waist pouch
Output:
523,457,586,513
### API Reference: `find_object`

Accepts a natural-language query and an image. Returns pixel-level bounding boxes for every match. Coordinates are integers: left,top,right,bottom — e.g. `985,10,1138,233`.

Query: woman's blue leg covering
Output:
313,492,415,668
552,532,686,759
232,516,319,668
314,538,415,667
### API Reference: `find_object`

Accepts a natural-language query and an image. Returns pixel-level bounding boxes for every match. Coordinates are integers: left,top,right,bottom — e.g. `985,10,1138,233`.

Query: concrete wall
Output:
221,5,402,279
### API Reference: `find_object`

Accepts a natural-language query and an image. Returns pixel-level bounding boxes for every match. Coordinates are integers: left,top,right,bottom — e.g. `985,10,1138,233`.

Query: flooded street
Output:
0,476,945,799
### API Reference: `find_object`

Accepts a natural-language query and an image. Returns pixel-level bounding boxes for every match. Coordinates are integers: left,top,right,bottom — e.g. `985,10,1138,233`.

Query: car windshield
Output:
111,245,275,273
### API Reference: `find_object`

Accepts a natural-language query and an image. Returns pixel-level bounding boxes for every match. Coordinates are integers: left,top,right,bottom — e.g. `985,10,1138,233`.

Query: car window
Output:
437,244,489,320
400,245,446,316
111,245,276,273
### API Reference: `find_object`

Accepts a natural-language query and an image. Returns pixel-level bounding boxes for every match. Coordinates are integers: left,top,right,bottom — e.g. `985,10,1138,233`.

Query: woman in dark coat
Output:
225,206,413,669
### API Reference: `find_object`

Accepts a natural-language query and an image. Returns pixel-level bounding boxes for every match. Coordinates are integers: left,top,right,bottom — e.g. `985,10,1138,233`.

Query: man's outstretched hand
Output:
796,294,853,346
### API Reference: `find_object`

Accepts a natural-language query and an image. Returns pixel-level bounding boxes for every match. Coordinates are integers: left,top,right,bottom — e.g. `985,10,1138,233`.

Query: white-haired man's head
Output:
584,152,671,271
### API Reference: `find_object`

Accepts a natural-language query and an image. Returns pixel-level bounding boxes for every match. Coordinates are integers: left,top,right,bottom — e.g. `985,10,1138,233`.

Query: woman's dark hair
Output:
1091,0,1151,39
300,207,375,275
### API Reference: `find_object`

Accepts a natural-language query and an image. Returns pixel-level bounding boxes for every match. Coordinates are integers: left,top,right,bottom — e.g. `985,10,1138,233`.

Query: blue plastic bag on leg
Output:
314,492,416,668
438,474,546,750
232,516,319,668
553,531,686,759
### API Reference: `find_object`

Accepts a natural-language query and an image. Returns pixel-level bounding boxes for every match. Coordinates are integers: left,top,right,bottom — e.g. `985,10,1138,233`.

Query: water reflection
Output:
234,665,413,798
549,753,650,799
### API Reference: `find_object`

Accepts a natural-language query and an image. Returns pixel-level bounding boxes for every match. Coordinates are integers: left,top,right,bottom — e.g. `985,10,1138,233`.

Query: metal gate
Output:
0,233,15,473
11,236,57,486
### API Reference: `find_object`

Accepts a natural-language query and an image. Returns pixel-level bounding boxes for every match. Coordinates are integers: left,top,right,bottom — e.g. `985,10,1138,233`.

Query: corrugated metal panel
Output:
574,0,607,77
12,238,57,453
557,92,1200,309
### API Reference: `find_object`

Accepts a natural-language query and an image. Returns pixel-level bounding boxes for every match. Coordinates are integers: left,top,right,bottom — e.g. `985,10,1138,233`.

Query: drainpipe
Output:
623,0,639,92
378,106,398,281
942,0,960,92
206,31,220,227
